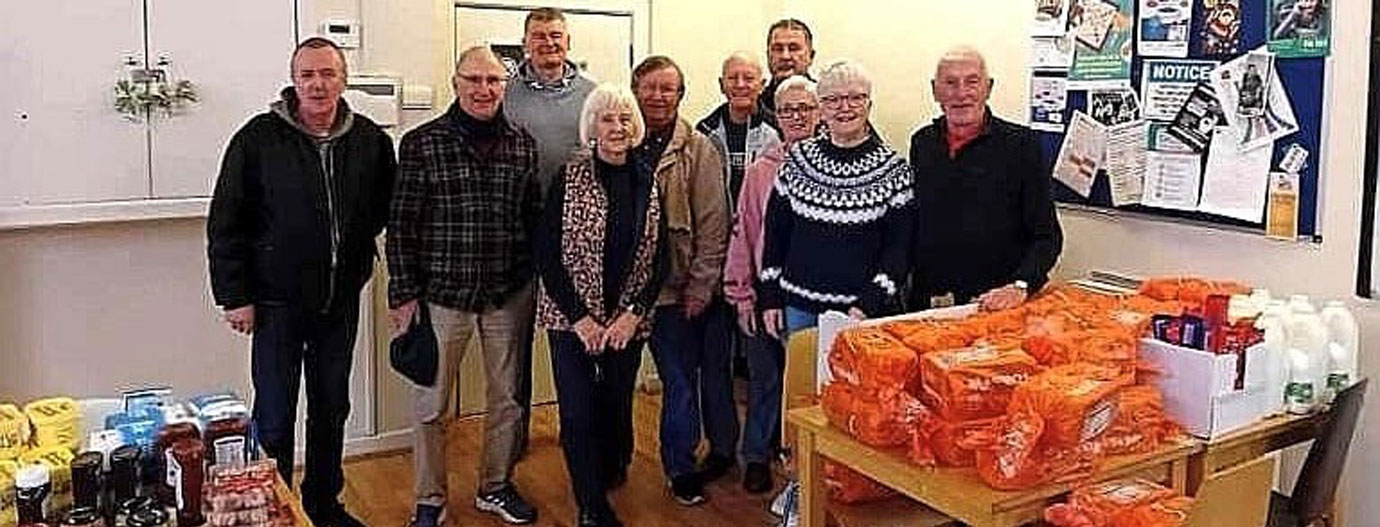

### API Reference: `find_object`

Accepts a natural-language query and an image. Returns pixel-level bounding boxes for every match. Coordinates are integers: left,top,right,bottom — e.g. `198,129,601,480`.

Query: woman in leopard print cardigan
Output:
535,83,669,527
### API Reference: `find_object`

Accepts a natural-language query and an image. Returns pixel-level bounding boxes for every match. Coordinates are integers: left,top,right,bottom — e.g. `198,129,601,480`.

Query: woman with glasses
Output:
722,74,821,496
758,60,914,338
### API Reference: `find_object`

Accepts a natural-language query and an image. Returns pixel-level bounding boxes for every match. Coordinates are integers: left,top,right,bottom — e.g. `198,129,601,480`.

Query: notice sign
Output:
1140,59,1219,121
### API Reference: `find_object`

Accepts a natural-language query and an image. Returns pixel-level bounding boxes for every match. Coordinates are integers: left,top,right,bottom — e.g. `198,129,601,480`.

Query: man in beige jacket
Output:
629,55,731,507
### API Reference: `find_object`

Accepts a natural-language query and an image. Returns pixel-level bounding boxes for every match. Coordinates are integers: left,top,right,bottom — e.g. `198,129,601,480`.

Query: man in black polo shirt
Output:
908,46,1063,311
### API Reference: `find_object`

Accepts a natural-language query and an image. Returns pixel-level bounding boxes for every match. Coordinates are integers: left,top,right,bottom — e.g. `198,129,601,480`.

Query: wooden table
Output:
1187,411,1327,492
273,470,315,527
788,406,1203,527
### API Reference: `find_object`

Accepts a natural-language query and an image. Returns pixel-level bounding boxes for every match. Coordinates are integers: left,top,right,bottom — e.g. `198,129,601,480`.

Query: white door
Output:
147,0,298,198
453,4,634,88
0,0,149,206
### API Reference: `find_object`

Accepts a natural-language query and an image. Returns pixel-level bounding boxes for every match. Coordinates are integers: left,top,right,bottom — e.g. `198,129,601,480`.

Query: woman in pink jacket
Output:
722,75,821,495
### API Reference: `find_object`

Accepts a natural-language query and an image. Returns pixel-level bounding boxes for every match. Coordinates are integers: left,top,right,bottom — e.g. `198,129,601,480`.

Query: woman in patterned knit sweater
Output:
535,83,669,527
758,60,915,339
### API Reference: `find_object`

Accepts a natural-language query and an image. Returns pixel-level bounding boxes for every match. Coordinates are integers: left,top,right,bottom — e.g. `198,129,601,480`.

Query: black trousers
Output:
250,296,359,513
548,330,642,516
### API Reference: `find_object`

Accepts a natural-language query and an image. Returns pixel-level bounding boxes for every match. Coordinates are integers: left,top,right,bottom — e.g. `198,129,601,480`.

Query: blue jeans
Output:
784,306,819,339
741,328,784,464
649,300,738,477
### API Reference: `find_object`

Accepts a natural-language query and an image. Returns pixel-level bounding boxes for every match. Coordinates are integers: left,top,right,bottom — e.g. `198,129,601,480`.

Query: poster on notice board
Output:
1268,0,1331,57
1068,0,1134,88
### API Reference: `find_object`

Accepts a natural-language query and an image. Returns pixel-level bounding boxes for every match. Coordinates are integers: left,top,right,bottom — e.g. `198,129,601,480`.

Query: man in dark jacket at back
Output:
206,37,395,527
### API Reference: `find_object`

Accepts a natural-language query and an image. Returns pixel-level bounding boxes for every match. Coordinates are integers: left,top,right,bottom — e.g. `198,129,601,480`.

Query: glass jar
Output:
115,496,152,527
169,439,204,527
108,446,141,504
154,422,199,509
201,417,249,469
15,464,51,525
69,452,103,512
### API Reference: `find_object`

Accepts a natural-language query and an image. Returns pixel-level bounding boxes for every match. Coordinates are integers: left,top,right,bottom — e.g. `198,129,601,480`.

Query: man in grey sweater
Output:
504,7,597,194
501,6,597,458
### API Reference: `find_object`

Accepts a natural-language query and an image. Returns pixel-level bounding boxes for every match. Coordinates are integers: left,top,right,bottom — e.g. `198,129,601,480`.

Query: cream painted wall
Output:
0,219,252,401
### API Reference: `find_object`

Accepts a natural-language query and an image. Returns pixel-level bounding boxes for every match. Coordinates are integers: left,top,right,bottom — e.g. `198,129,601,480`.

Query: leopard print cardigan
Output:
536,151,663,339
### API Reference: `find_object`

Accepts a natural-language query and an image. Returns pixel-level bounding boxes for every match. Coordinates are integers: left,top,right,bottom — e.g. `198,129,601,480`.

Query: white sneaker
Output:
776,484,800,527
770,480,799,517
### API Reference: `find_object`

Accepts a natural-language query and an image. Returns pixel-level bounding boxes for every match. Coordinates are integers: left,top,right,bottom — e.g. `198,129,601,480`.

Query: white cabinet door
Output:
148,0,297,198
0,0,149,206
454,4,634,88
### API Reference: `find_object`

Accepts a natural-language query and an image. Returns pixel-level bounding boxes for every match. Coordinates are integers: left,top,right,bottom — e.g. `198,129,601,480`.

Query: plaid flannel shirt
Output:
387,103,543,311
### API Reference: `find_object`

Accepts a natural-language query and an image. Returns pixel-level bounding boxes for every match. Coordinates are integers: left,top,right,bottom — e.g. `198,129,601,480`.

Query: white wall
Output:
0,219,251,401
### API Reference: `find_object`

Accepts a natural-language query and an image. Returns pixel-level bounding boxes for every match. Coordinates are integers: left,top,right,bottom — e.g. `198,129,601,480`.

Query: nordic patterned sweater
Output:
758,135,914,316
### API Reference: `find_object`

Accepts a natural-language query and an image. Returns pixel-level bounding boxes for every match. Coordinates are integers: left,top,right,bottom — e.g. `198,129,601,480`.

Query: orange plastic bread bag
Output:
823,460,896,504
1050,478,1182,527
919,346,1041,422
1009,363,1123,447
1096,386,1182,456
930,417,1002,467
820,383,929,447
829,326,919,389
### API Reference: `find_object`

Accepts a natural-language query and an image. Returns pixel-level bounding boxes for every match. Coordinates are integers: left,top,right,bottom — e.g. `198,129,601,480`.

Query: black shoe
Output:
406,504,445,527
697,453,735,483
669,473,706,506
475,484,538,524
743,462,773,494
307,503,367,527
577,509,624,527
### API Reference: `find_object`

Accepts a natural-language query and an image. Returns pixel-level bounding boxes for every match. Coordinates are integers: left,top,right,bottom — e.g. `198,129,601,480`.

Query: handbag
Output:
389,302,438,387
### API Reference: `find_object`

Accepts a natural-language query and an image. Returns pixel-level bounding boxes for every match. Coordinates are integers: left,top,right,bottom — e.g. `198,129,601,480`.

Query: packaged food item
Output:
829,327,919,389
155,421,200,508
930,417,1001,467
109,445,141,504
68,452,103,512
822,461,894,505
0,405,28,461
15,464,51,526
919,346,1040,422
19,447,74,512
1,461,18,527
1095,386,1181,456
1044,478,1190,527
203,416,251,469
24,398,81,452
1009,364,1123,447
204,460,287,527
170,438,205,527
820,383,928,447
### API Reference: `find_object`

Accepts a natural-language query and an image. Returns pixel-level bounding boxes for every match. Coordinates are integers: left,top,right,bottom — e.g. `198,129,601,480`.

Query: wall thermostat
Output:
321,19,361,49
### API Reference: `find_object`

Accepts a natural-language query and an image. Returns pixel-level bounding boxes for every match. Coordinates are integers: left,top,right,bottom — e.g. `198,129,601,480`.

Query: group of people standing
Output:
207,8,1062,527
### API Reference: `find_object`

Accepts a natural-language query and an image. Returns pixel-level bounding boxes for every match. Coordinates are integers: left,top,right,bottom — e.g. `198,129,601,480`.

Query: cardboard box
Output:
1139,339,1274,438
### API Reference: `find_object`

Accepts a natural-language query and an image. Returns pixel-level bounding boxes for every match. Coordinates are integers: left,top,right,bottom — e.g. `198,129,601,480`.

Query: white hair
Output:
816,59,871,96
721,51,765,77
774,74,817,103
579,83,645,147
935,45,989,79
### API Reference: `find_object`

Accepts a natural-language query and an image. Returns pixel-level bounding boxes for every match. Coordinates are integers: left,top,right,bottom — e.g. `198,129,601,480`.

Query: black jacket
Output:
907,112,1062,309
208,92,397,312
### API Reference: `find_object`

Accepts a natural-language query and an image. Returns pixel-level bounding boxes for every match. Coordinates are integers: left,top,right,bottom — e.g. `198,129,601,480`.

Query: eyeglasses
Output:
777,104,818,119
819,93,869,108
458,74,509,86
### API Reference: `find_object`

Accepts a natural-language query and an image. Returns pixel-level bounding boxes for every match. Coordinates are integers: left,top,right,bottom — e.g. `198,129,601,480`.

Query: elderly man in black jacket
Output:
207,37,395,527
908,46,1063,312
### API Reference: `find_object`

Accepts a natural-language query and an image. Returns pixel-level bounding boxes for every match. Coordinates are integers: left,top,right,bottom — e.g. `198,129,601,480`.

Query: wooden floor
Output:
338,391,780,527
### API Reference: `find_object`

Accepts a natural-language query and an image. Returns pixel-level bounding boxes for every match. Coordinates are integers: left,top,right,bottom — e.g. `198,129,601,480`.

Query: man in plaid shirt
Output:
388,45,544,527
